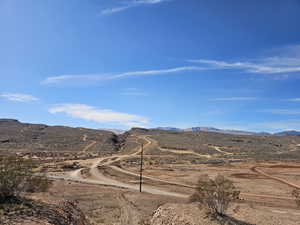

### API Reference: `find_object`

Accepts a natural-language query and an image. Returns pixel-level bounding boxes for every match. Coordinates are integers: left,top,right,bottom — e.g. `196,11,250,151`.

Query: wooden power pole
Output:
139,143,144,192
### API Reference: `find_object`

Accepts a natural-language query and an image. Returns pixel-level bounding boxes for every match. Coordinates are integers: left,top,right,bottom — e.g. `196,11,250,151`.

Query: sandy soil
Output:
42,135,300,225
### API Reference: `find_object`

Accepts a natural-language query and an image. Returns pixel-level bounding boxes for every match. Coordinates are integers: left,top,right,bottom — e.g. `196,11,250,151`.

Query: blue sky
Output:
1,0,300,132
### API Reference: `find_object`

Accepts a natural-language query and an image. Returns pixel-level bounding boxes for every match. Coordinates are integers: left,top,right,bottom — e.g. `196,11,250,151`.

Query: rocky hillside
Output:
0,119,120,153
127,128,300,161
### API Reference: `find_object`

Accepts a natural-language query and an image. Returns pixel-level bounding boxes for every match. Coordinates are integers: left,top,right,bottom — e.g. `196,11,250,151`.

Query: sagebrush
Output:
0,156,51,202
190,174,240,216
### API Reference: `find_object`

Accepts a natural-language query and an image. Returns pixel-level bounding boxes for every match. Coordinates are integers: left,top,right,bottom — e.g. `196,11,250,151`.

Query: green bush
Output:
190,174,240,216
0,156,51,202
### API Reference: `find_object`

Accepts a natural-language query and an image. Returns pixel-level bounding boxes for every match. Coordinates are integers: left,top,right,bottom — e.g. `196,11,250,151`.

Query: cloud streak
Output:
189,58,300,74
209,97,257,102
42,45,300,86
49,104,149,127
189,45,300,75
101,0,171,15
42,66,206,85
259,109,300,115
289,98,300,102
0,93,38,102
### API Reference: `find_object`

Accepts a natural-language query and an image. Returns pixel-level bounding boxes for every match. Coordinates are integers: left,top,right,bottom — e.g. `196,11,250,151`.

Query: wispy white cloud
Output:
49,104,149,127
189,58,300,74
259,109,300,115
41,74,108,85
122,92,147,96
0,93,38,102
209,97,257,101
189,45,300,75
101,0,171,15
42,66,206,85
288,98,300,102
42,45,300,86
101,5,132,15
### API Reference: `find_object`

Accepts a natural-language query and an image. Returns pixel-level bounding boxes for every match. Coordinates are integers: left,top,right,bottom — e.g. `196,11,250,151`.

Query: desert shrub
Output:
292,189,300,208
26,175,52,193
0,156,51,202
190,174,240,216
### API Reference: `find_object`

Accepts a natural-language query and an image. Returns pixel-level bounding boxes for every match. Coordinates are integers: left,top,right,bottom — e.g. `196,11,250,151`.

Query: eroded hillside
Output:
0,119,120,153
127,128,300,161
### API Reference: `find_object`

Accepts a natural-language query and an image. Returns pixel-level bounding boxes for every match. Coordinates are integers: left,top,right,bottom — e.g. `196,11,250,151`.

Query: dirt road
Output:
159,147,211,158
208,145,233,155
82,141,97,152
252,166,300,190
50,136,186,198
49,135,298,203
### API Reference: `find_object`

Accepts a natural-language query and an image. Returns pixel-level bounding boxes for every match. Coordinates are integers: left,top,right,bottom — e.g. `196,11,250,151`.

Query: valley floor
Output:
3,133,300,225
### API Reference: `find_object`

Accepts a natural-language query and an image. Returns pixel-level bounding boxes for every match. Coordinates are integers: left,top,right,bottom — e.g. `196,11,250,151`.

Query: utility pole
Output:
139,143,144,192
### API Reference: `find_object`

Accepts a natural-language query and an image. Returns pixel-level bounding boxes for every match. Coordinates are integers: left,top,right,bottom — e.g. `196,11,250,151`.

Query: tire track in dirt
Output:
118,193,140,225
80,134,97,152
82,141,97,152
251,166,300,190
146,136,211,158
208,145,233,155
82,134,87,142
110,165,194,188
159,147,212,158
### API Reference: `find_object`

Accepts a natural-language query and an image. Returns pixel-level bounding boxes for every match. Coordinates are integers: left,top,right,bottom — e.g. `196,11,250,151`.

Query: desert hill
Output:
128,128,300,161
0,119,120,153
2,119,300,161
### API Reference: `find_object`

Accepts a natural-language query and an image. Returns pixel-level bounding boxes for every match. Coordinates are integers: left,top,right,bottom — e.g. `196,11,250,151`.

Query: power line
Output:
139,143,144,192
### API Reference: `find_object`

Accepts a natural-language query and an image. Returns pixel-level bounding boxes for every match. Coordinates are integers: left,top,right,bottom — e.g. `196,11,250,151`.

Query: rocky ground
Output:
2,123,300,224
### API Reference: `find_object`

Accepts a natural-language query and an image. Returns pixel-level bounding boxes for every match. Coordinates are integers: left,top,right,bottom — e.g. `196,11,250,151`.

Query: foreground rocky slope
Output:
1,200,90,225
150,203,253,225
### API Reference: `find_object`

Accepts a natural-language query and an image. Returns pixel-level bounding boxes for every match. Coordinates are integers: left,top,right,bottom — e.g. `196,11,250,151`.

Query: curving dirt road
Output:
80,134,97,152
82,141,97,152
49,135,299,202
50,135,187,198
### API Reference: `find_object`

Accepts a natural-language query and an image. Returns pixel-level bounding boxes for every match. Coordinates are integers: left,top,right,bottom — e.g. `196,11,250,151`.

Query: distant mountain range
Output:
154,126,300,136
273,130,300,136
104,126,300,136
